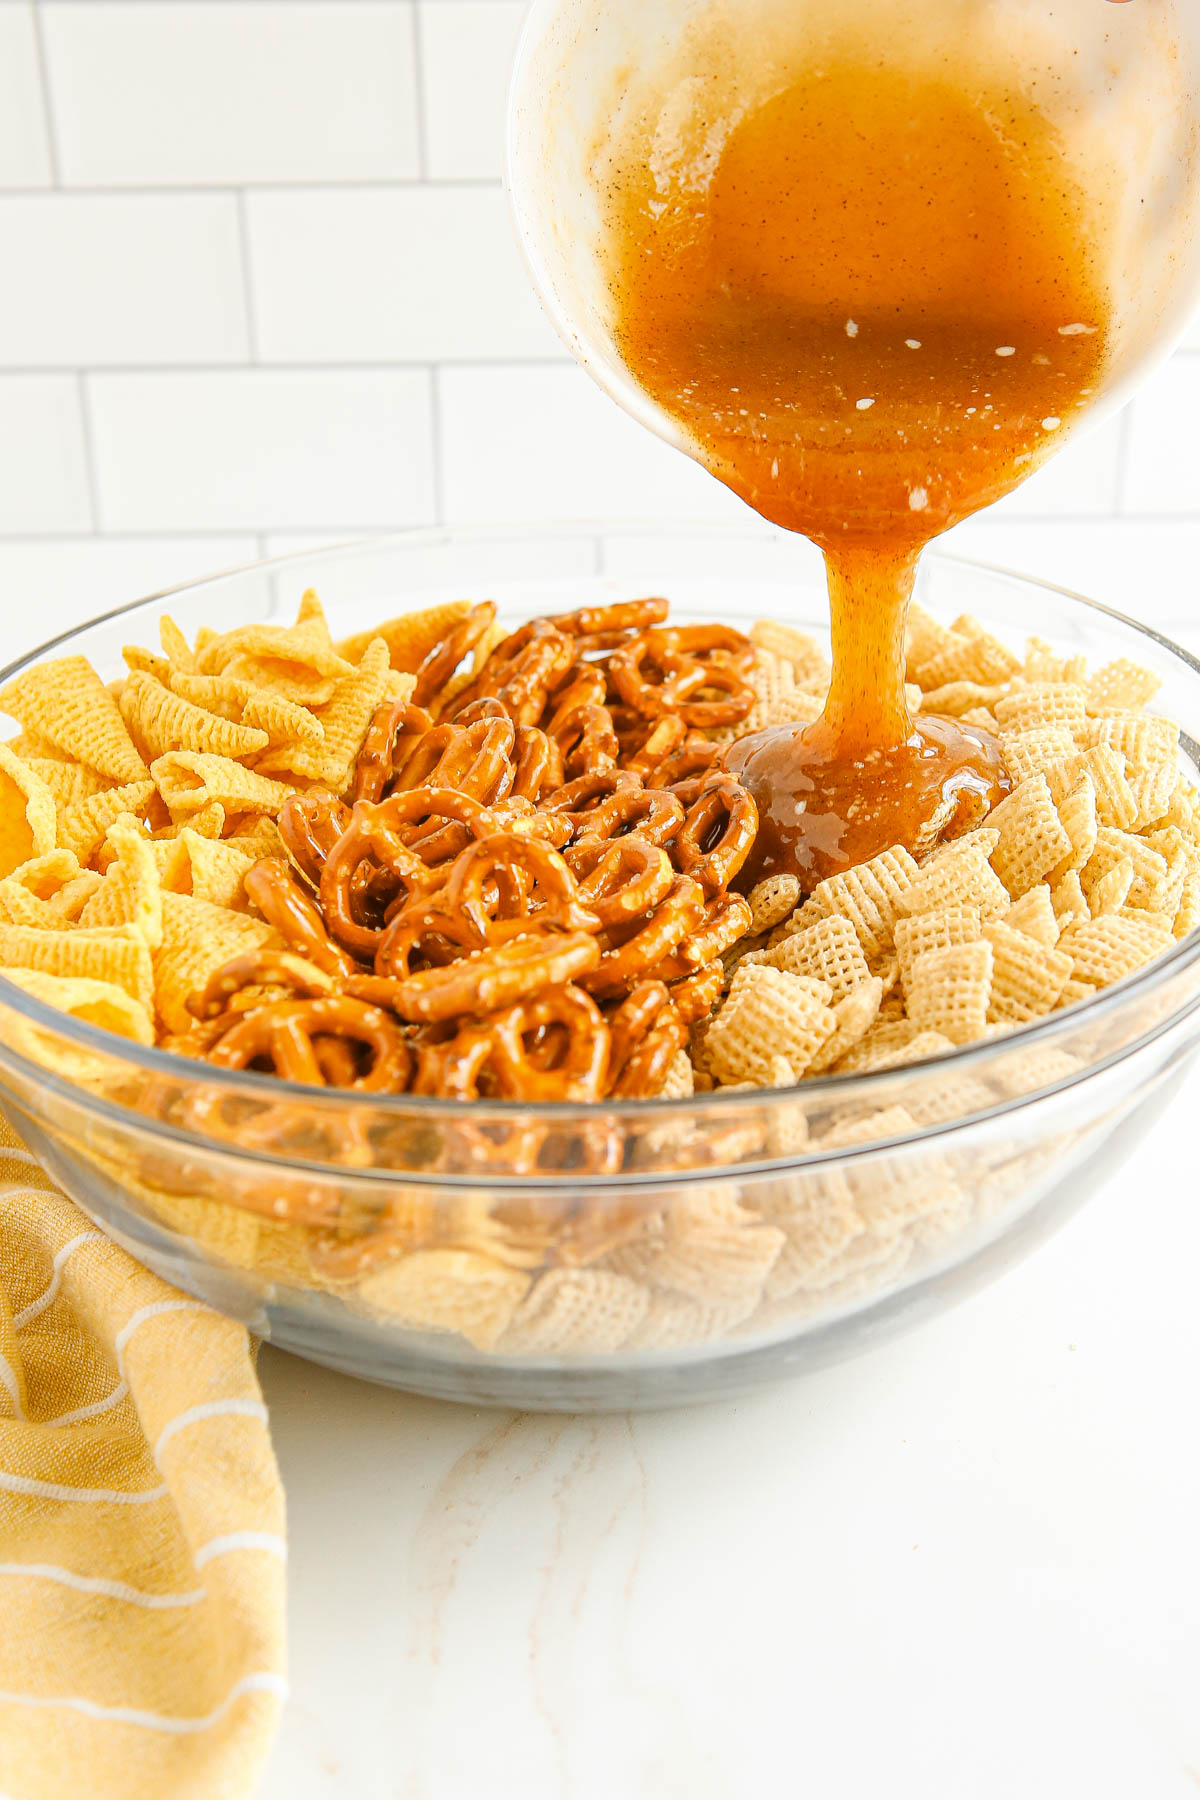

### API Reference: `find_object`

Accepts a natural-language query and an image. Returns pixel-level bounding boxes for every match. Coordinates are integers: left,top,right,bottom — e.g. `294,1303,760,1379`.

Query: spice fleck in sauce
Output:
603,60,1110,887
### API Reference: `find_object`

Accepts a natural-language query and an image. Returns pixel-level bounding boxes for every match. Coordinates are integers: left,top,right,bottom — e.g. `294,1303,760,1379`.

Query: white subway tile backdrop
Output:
0,0,1196,653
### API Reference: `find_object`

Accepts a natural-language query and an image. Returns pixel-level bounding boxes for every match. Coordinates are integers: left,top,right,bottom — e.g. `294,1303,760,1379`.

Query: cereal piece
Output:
983,920,1073,1023
56,779,157,863
1056,913,1175,986
832,1020,955,1074
906,939,994,1043
151,751,293,819
119,669,269,763
1085,658,1161,715
1023,637,1086,684
498,1268,649,1355
905,603,959,677
1087,858,1133,917
337,598,473,673
1087,711,1178,770
959,707,1000,733
1173,869,1200,941
353,1249,530,1352
0,920,153,1012
895,905,982,989
655,1048,695,1099
1003,884,1059,946
153,890,281,1032
77,816,162,948
918,625,1021,689
1050,773,1098,882
705,966,836,1085
764,913,872,1003
1000,727,1076,787
806,976,884,1074
1075,745,1139,830
1,966,155,1045
1127,761,1178,831
0,744,58,879
740,647,813,735
810,844,919,959
1055,977,1097,1010
0,655,148,784
750,620,829,686
1051,868,1090,929
994,682,1088,738
985,774,1072,898
745,872,802,934
899,830,1009,921
649,1190,784,1302
263,637,392,788
1081,826,1167,910
918,680,1008,718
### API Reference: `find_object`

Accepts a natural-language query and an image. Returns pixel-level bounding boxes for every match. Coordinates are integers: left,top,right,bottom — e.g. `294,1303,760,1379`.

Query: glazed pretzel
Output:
564,836,674,930
609,624,755,729
579,875,706,998
440,833,601,943
413,600,497,709
244,858,360,978
605,981,687,1098
570,783,684,849
673,775,759,894
667,959,724,1025
277,788,351,887
188,948,337,1021
486,984,610,1102
365,931,603,1023
206,995,413,1092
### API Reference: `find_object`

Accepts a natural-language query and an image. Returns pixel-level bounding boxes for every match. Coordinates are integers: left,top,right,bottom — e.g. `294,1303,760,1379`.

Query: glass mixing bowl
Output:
2,523,1198,1411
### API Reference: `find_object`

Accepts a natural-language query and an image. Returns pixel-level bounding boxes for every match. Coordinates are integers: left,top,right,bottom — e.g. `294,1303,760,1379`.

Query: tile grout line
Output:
410,0,431,183
29,0,62,186
0,179,504,198
74,372,104,534
235,189,261,362
0,359,571,377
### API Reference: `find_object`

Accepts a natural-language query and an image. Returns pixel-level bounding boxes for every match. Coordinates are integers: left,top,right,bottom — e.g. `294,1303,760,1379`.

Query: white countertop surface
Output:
256,1061,1200,1800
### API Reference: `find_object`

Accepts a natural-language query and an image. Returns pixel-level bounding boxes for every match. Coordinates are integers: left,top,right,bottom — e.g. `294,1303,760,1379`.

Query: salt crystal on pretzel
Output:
0,656,148,785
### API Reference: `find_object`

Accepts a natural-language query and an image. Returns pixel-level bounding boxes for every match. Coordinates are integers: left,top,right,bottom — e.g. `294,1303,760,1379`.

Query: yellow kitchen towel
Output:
0,1122,286,1800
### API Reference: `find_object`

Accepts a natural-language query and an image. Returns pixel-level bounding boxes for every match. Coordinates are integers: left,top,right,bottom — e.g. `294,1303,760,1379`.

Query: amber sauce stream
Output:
604,63,1110,886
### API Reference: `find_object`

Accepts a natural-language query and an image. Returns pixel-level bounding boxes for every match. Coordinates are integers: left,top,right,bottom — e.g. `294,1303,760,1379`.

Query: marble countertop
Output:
256,1060,1200,1800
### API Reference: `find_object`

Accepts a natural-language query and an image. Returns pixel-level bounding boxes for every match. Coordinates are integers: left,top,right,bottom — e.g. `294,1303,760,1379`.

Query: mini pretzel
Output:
188,948,336,1021
278,788,351,886
494,629,577,725
673,775,759,894
547,598,669,651
512,726,564,802
579,875,706,998
352,701,434,804
207,995,413,1093
413,600,497,709
606,981,687,1098
649,891,754,979
320,788,501,958
487,984,610,1101
651,737,720,788
565,836,674,929
571,784,684,849
668,959,724,1025
609,624,754,728
440,833,600,942
622,715,687,778
392,716,515,807
244,858,360,977
542,768,642,829
373,931,602,1022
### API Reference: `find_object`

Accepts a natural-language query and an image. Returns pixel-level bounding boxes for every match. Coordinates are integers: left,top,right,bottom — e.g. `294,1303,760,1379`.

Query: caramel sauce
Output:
602,60,1111,886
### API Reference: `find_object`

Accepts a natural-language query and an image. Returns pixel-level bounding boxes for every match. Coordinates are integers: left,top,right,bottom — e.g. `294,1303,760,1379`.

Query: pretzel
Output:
579,875,706,998
673,774,759,894
570,783,684,849
606,980,687,1097
207,995,413,1092
565,836,674,929
278,788,351,886
494,629,577,725
413,600,497,709
364,931,603,1022
351,701,434,804
188,948,337,1021
648,890,755,981
542,768,642,830
392,716,515,807
650,737,721,788
487,984,610,1101
544,676,620,776
320,788,501,957
621,715,688,778
609,624,755,728
546,597,670,652
512,726,564,802
441,833,601,943
244,858,360,977
667,959,724,1024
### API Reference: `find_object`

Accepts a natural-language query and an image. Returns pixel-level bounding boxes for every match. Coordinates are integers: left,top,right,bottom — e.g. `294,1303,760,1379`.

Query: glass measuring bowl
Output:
507,0,1200,495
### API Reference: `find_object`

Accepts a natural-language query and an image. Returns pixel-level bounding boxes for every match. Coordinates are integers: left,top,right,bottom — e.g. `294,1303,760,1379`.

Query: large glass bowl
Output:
2,523,1198,1411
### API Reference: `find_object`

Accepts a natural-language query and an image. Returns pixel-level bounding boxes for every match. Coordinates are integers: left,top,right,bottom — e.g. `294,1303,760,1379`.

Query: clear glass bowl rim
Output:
3,519,1199,1147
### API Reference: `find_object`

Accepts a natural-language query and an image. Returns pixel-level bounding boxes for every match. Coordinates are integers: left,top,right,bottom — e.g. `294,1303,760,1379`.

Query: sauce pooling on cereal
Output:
603,60,1111,885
